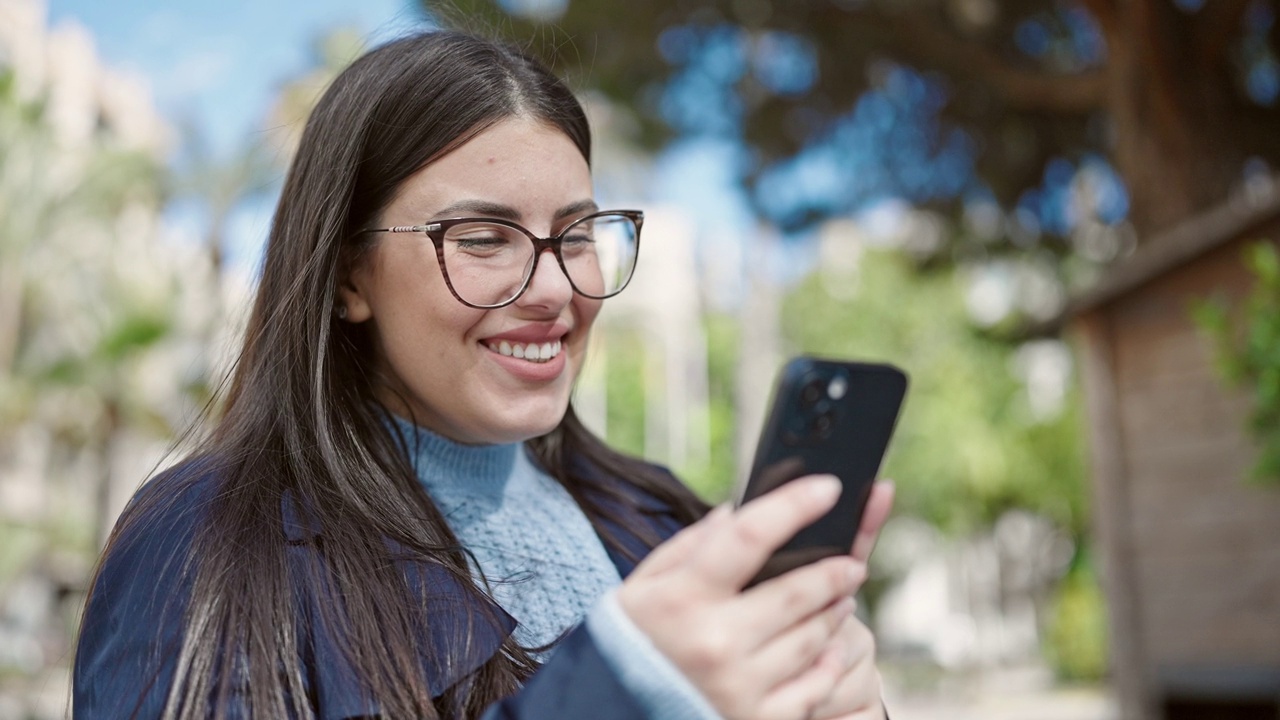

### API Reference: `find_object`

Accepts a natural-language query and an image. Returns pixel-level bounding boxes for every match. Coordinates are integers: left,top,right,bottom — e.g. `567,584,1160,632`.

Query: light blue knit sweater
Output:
391,417,719,719
393,417,621,656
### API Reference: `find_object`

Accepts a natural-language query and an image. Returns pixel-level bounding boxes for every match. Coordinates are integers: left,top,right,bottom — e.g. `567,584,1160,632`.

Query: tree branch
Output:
845,7,1108,114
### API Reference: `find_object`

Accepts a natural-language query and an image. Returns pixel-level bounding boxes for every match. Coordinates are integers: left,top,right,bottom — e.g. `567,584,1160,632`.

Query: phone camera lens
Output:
800,378,825,406
813,411,835,438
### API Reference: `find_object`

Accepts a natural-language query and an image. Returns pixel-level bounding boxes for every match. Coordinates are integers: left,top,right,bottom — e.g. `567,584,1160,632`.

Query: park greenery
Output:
593,243,1104,680
0,60,204,702
0,67,175,553
1193,241,1280,485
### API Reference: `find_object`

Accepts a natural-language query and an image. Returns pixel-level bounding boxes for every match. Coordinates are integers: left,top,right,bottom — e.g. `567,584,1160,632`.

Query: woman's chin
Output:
462,395,570,445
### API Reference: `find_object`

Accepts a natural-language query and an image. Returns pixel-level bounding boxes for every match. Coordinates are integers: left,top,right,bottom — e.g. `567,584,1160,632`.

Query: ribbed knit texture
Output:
392,418,622,658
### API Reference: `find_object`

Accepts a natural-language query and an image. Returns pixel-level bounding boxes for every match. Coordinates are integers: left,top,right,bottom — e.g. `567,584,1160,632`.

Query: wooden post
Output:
1074,310,1154,719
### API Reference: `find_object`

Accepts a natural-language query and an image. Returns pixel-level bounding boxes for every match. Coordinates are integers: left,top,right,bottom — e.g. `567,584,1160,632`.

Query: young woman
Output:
73,30,893,720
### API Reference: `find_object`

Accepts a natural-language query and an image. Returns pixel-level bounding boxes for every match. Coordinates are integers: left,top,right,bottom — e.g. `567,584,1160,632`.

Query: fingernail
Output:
808,475,842,502
847,563,866,586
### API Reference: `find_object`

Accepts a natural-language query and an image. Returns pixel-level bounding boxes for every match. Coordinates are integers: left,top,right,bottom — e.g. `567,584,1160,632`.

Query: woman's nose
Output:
516,249,574,309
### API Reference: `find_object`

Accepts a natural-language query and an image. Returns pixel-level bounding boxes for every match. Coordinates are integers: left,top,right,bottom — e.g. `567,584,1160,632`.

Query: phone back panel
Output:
743,358,908,578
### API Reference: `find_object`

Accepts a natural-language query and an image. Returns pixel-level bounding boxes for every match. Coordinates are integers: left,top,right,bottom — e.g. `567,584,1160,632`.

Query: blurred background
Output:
2,0,1279,718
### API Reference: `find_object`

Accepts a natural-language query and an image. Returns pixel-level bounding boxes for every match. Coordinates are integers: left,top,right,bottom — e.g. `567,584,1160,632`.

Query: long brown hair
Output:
88,31,705,719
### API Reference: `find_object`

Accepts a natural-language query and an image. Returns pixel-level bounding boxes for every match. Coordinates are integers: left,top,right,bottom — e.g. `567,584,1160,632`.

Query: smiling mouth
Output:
485,339,564,363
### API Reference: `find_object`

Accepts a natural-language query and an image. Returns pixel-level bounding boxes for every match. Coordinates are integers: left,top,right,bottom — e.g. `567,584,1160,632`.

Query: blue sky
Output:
45,0,433,267
49,0,427,160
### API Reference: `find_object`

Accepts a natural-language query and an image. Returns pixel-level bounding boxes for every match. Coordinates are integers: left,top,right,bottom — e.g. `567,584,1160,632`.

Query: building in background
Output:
1050,184,1280,719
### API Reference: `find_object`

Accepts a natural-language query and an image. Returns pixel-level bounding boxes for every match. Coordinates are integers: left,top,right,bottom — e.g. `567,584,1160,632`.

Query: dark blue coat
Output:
73,457,688,720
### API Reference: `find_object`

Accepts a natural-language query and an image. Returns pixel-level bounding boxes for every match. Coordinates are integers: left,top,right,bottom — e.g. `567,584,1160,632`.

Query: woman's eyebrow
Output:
432,199,521,220
428,199,599,222
554,199,598,219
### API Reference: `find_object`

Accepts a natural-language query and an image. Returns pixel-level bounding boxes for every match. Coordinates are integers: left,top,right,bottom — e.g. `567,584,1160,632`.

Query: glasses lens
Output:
560,213,639,299
440,221,535,307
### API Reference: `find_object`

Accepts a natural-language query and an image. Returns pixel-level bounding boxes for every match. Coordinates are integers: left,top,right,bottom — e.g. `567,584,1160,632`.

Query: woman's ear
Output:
336,257,375,323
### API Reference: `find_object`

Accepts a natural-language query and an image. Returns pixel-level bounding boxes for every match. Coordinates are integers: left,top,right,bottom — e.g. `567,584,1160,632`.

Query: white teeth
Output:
486,339,564,363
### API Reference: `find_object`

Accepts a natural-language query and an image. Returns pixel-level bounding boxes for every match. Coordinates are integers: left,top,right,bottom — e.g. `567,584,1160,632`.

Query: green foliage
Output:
681,313,741,501
781,249,1088,537
593,245,1089,531
98,312,172,362
601,327,647,458
1191,240,1280,484
39,311,172,389
597,316,742,502
0,42,193,559
1044,553,1109,682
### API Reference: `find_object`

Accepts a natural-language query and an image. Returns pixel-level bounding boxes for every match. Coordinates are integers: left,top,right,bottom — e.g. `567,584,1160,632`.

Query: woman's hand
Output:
616,476,892,720
806,480,894,720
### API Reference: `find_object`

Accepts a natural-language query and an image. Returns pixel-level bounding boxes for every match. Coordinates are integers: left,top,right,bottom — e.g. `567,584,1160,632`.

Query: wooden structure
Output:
1045,190,1280,719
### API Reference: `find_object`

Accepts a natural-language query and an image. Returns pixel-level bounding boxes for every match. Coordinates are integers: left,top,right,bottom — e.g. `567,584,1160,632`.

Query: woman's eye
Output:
453,236,510,249
562,232,594,247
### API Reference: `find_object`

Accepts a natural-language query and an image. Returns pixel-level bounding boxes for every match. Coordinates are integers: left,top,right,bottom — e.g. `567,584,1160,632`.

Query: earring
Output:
336,305,348,320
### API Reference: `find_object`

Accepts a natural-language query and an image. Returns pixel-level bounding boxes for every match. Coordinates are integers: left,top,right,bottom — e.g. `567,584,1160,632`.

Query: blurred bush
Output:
1045,555,1109,682
1193,240,1280,484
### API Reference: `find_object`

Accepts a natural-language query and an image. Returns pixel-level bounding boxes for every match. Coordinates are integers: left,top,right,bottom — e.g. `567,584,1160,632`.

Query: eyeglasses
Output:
359,210,642,309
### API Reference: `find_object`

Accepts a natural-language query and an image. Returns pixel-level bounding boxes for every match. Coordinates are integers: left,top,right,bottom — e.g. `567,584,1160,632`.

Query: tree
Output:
433,0,1279,260
0,65,203,548
782,246,1087,537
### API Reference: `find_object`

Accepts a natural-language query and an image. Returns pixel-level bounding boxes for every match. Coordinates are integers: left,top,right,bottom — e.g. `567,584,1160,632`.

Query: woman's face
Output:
340,116,602,445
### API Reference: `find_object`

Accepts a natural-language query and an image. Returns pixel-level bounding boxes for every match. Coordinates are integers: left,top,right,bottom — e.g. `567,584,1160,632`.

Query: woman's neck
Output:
389,414,521,493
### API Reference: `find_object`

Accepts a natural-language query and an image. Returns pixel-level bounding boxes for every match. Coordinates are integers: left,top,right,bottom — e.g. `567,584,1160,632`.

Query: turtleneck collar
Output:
387,414,521,494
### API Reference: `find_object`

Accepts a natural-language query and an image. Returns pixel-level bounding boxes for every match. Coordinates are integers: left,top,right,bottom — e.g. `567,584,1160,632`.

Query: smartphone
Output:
737,356,908,586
